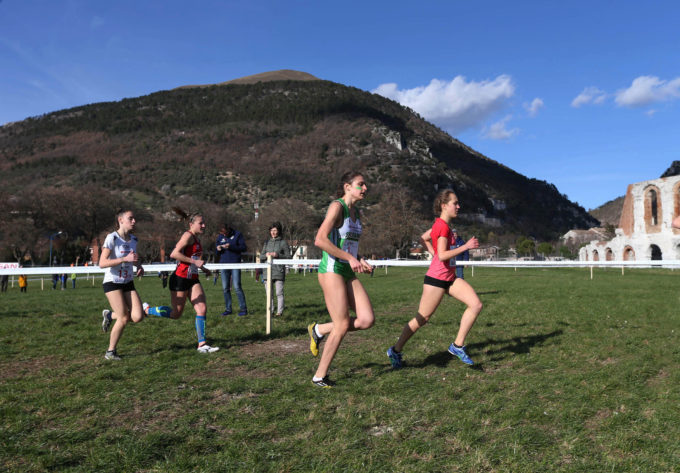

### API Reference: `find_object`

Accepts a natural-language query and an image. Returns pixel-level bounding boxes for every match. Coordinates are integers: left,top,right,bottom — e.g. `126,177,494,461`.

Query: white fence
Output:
3,258,679,334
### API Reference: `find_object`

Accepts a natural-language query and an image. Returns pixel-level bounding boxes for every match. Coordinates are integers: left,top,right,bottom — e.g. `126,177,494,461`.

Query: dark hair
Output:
115,209,134,229
433,189,457,215
335,171,364,198
269,221,282,235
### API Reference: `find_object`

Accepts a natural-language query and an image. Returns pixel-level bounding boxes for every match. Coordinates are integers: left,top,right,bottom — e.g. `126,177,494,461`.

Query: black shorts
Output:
103,281,136,294
424,275,455,290
169,273,200,292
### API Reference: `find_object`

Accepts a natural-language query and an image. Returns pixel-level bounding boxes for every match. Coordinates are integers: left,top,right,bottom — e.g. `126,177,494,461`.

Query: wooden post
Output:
41,277,44,290
266,255,273,335
590,266,594,280
471,265,474,278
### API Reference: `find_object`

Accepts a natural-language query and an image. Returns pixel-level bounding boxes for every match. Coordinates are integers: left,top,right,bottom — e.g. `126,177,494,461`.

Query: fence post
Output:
266,255,273,335
590,266,594,280
471,264,474,278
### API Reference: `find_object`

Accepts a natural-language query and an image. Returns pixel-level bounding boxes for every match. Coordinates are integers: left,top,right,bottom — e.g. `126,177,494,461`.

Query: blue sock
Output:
195,315,206,344
148,306,172,318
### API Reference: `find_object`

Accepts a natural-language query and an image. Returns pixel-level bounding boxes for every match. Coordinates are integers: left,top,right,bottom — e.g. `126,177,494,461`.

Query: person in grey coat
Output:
260,222,291,317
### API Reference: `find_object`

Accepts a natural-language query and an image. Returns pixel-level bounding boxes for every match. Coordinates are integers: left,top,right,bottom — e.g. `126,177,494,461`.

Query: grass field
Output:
1,267,679,472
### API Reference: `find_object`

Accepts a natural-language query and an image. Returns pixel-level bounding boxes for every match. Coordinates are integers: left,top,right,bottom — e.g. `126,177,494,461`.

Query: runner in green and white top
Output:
307,171,375,388
318,198,362,281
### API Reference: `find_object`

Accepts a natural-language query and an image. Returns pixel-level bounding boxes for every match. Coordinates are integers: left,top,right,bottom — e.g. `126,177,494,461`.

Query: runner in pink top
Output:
425,217,457,281
387,189,483,368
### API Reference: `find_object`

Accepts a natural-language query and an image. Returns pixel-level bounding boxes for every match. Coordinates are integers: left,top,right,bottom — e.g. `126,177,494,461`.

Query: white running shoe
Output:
101,310,112,333
197,344,220,353
143,302,149,313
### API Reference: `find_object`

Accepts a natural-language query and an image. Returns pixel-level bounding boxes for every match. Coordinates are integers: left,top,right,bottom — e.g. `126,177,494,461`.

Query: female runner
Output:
307,171,374,387
386,189,483,368
99,209,171,360
166,211,219,353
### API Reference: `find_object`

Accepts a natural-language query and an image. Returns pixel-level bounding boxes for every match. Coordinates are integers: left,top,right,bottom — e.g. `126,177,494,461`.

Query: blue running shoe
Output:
238,309,248,316
386,346,403,369
448,343,474,365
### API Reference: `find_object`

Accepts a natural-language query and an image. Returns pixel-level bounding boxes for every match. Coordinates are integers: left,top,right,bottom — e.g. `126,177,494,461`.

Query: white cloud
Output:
372,75,515,133
483,115,519,140
615,75,680,107
524,97,544,117
571,86,607,108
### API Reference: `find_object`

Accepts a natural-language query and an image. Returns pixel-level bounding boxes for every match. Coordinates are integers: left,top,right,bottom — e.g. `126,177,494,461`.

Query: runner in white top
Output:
98,209,171,360
307,171,374,388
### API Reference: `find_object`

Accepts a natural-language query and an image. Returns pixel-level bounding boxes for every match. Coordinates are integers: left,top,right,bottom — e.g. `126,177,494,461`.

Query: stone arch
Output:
592,250,599,261
649,244,662,260
605,248,614,261
644,185,662,233
623,246,635,261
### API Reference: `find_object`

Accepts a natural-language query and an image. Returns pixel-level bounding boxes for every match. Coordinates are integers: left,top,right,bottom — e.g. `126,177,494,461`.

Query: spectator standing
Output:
60,273,67,290
70,263,77,289
451,229,470,280
52,273,59,290
1,274,8,292
260,222,291,317
216,224,248,316
19,273,28,293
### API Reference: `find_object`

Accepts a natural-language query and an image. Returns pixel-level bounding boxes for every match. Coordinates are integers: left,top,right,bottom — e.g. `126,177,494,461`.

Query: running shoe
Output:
101,309,112,333
221,310,233,316
142,302,150,313
197,344,220,353
312,376,335,388
308,323,322,357
238,310,248,316
386,346,403,369
104,350,121,361
448,343,474,365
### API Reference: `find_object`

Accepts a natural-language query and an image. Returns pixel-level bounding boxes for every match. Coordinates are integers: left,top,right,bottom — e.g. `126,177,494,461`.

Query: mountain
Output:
589,196,625,227
0,71,599,261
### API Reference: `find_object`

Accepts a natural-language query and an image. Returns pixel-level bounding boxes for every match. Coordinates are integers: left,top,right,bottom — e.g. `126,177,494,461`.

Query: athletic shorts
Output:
423,275,455,290
169,273,200,292
103,281,136,294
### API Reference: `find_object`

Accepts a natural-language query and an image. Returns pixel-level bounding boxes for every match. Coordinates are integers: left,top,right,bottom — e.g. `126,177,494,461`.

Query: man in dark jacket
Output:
216,225,248,316
451,229,470,280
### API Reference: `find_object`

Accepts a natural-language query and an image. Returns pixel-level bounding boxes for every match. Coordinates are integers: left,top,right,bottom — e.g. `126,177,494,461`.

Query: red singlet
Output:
425,218,456,282
175,233,202,280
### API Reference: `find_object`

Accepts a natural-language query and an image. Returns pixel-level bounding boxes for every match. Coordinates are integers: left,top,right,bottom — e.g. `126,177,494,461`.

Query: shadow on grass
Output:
404,329,564,369
471,329,564,361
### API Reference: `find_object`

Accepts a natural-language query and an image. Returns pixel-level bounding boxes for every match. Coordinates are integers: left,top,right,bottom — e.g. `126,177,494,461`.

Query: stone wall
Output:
579,175,680,261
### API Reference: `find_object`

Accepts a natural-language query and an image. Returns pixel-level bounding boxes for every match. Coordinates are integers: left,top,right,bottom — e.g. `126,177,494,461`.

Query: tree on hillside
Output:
248,198,321,258
361,186,429,258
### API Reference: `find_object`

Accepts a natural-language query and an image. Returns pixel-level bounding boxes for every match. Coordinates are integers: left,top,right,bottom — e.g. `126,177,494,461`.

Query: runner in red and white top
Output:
387,189,483,368
164,212,219,353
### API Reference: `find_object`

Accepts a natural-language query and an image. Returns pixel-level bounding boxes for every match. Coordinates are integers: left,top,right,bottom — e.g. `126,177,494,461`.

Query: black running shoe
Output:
312,376,335,388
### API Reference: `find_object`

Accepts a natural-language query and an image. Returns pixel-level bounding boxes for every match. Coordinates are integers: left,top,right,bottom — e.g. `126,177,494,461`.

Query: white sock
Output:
314,325,323,339
312,376,323,382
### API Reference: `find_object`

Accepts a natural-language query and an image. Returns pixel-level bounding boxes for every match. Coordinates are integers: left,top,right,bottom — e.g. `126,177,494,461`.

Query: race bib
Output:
343,239,359,258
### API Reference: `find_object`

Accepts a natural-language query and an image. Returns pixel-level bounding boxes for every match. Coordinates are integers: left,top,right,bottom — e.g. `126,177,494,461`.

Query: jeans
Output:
221,269,247,312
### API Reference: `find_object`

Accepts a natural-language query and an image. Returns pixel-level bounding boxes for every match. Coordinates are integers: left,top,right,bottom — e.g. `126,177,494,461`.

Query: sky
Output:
1,0,679,210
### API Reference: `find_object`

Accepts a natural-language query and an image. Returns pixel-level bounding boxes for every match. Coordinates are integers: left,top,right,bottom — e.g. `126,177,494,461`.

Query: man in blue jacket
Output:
451,229,470,280
216,225,248,316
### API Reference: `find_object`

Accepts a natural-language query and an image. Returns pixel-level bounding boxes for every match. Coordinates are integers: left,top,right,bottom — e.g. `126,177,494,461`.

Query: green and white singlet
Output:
318,199,362,280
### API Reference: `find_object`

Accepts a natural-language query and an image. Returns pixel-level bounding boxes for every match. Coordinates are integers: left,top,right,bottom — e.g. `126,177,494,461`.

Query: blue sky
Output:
1,0,679,211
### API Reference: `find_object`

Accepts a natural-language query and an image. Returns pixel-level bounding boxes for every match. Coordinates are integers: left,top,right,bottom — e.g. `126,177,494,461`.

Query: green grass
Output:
1,267,679,472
